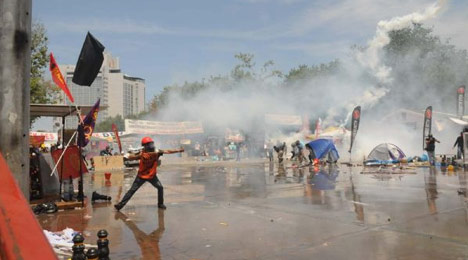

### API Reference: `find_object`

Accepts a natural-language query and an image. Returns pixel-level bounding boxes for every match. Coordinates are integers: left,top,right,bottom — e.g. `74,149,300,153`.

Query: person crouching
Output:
114,137,184,210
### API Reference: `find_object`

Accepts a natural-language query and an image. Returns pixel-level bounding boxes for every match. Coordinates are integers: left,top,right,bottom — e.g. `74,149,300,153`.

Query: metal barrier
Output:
0,153,57,259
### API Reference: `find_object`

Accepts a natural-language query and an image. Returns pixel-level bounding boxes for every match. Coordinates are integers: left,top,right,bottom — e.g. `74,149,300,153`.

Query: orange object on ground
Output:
0,153,57,259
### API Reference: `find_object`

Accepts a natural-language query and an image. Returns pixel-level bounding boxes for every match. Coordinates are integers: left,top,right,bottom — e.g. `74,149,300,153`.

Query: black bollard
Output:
86,248,99,260
71,233,86,260
97,229,110,260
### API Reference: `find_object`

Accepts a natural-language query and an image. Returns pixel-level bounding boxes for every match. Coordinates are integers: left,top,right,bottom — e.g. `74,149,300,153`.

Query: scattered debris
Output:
33,202,58,215
43,228,96,257
219,222,228,226
91,191,111,202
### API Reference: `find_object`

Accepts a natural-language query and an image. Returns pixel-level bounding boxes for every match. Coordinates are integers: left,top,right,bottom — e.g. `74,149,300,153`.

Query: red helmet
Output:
141,137,154,145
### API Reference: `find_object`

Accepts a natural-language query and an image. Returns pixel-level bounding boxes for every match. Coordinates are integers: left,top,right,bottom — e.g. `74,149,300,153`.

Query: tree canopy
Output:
30,22,59,124
92,23,468,131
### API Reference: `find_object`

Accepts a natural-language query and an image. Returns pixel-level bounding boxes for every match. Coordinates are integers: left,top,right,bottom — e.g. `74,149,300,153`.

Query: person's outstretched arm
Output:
127,152,142,161
161,148,184,154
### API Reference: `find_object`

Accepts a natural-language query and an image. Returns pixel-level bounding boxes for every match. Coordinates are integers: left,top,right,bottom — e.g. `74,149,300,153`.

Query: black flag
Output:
349,106,361,153
72,32,105,86
423,106,432,150
457,85,465,119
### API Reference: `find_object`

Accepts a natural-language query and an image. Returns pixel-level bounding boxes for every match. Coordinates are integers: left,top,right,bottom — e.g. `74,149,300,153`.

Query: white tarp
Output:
264,114,302,126
43,228,97,257
125,119,204,135
449,117,468,126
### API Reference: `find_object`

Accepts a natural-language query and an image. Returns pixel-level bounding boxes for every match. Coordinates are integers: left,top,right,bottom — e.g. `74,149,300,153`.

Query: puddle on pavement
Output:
36,163,468,259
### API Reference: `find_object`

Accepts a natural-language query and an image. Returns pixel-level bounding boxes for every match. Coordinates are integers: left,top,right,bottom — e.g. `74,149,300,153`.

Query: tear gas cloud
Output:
146,0,463,160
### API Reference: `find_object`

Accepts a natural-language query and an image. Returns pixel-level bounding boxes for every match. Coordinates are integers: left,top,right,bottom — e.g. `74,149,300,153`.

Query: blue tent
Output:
306,139,339,162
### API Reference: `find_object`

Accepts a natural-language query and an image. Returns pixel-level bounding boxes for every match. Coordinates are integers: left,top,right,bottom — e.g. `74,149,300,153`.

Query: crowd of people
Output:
271,140,320,165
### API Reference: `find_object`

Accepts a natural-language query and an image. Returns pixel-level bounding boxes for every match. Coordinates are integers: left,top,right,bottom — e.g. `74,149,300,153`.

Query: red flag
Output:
112,123,122,154
51,145,88,180
49,52,74,103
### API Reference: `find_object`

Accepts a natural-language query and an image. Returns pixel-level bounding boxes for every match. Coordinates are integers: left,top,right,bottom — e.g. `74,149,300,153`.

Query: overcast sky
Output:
32,0,467,109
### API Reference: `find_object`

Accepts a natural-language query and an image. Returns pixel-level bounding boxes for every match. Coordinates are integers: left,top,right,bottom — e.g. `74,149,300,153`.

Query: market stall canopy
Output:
125,119,204,135
30,104,107,118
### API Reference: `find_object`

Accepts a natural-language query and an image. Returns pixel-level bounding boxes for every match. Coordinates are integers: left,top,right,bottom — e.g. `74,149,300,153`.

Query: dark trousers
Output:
118,176,164,207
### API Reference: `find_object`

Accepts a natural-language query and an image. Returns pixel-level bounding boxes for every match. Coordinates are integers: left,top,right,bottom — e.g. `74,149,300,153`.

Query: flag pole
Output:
78,144,84,207
75,106,85,207
59,141,65,200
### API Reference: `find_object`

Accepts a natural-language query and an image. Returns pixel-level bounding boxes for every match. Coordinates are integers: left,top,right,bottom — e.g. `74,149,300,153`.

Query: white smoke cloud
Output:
146,0,452,161
356,0,448,84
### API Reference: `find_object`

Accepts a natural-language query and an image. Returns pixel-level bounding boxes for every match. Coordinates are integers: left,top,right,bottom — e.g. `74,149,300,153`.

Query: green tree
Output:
231,53,256,81
31,22,55,103
95,115,125,132
284,60,341,85
383,23,468,110
147,53,282,115
30,22,59,124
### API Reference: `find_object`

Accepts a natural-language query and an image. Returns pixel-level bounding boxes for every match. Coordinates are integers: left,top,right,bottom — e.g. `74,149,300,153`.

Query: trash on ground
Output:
43,228,97,257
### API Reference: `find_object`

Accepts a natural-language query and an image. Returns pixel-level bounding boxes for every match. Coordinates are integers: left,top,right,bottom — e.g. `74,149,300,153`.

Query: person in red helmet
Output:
114,137,184,210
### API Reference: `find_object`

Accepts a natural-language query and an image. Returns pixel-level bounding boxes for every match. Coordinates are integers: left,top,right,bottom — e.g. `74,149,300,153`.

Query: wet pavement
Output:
37,162,468,259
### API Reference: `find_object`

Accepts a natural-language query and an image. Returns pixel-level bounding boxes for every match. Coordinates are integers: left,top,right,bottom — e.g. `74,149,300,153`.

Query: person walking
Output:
114,137,184,210
267,140,274,162
236,142,241,161
274,142,286,163
290,142,297,161
453,132,464,159
295,140,306,164
425,134,440,166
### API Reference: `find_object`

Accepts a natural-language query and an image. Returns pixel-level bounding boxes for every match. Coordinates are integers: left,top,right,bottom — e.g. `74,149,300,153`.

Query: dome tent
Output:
365,143,406,165
306,139,339,162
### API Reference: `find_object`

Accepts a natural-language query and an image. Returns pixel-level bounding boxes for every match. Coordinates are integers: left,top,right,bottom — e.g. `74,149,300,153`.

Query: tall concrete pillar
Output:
0,0,32,199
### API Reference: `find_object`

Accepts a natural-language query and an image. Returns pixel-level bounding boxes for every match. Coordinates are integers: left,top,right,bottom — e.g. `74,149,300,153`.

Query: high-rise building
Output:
60,52,145,128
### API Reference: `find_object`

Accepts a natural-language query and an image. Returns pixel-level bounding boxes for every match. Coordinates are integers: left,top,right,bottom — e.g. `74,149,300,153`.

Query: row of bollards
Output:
71,230,109,260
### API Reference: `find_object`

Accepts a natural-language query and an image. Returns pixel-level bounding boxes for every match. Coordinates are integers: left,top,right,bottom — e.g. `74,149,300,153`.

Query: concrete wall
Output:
0,0,32,198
